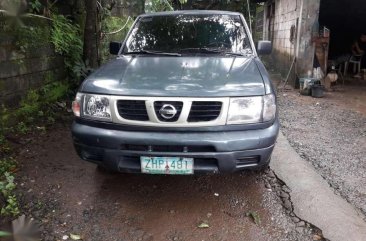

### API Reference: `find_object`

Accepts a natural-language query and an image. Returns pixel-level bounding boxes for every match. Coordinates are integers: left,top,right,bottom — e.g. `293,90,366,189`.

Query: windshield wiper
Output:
224,52,245,56
180,48,251,57
180,47,222,54
124,50,181,56
225,49,253,57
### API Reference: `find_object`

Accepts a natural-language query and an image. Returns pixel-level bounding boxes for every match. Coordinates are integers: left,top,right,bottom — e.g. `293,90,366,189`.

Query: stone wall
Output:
0,18,65,106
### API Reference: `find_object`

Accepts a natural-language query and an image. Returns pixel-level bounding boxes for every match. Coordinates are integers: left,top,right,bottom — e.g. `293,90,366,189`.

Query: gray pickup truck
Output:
71,10,279,175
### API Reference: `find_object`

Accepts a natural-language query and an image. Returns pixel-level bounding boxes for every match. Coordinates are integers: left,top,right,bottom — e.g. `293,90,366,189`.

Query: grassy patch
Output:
0,81,71,218
0,81,72,139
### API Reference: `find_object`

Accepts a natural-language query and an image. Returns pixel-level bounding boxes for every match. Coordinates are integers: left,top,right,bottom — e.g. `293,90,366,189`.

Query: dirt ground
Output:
6,76,365,241
0,121,316,241
277,79,366,217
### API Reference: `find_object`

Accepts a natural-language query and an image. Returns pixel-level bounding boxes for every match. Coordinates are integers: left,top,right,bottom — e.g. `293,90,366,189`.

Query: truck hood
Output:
80,56,265,97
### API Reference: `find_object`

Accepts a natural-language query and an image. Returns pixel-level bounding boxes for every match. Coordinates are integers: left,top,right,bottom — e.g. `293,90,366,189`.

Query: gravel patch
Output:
277,90,366,217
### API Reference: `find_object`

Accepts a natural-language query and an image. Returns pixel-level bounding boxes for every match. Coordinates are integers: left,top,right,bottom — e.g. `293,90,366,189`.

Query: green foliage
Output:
16,90,40,122
73,60,94,79
15,25,50,54
0,105,10,134
0,81,70,138
0,106,12,154
0,173,16,196
41,81,71,103
0,3,84,219
0,172,19,216
29,0,42,13
0,231,12,237
50,14,83,79
101,16,133,63
145,0,174,12
16,122,29,134
0,144,19,218
0,158,17,177
0,139,11,155
0,71,69,221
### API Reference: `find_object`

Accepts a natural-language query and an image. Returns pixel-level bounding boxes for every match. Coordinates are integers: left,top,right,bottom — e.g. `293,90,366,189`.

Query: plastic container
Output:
311,85,325,98
299,78,318,96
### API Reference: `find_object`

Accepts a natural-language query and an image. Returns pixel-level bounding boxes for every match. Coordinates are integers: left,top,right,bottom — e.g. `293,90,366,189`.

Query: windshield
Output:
123,14,252,55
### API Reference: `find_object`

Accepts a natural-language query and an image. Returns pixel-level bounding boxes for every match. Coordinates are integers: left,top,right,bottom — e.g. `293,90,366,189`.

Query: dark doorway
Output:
319,0,366,61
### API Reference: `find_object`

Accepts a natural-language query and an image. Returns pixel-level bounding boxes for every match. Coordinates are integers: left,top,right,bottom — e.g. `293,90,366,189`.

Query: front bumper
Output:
71,120,279,174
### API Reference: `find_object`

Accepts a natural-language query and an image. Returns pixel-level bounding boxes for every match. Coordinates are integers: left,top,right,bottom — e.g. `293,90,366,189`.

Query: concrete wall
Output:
266,0,299,56
260,0,320,86
261,0,300,83
0,20,65,106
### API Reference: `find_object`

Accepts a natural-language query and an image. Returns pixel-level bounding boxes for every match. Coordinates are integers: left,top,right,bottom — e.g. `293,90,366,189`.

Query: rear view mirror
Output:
109,41,122,55
257,41,272,55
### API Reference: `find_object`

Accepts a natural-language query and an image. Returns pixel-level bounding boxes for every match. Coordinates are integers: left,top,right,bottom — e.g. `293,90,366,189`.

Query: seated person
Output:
351,34,366,56
351,34,366,77
331,34,366,77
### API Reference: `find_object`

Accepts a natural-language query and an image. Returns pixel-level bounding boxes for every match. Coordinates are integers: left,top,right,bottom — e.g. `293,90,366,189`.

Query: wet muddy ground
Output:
2,123,314,241
6,75,364,240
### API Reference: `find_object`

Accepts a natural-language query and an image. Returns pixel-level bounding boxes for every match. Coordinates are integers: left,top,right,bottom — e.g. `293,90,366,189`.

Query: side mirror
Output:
109,41,122,55
257,41,272,55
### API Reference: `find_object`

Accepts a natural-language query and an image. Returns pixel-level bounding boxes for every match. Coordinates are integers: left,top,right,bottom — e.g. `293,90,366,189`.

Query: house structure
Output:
255,0,366,87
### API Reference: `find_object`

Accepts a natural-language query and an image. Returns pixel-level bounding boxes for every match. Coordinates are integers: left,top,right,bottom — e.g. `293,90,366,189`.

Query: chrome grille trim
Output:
110,96,229,127
188,101,223,122
116,100,149,121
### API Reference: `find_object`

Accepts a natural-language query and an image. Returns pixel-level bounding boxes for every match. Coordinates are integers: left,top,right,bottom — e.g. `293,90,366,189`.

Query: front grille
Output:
121,144,216,153
154,101,183,122
117,100,149,121
113,97,227,126
188,101,222,122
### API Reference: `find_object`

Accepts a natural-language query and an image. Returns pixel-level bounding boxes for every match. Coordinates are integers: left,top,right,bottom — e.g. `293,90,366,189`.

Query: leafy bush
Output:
0,158,17,177
50,14,83,79
41,81,71,103
0,105,10,140
16,90,41,121
29,0,42,13
0,81,71,136
0,172,19,216
0,158,19,217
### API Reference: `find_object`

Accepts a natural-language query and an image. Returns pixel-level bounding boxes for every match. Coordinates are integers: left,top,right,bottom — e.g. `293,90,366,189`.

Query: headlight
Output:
263,94,276,122
227,94,276,125
71,93,112,121
83,94,112,121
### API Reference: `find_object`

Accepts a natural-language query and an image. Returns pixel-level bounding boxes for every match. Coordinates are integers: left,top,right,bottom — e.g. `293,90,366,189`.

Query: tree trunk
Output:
83,0,99,68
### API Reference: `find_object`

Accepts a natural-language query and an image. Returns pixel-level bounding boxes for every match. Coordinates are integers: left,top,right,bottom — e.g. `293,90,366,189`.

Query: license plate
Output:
140,156,194,175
